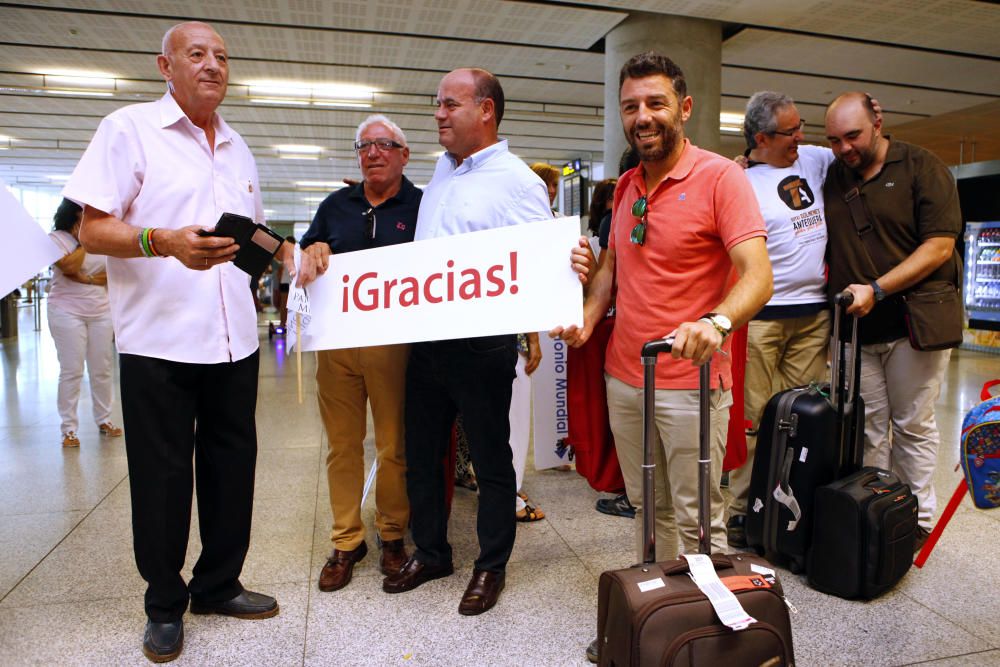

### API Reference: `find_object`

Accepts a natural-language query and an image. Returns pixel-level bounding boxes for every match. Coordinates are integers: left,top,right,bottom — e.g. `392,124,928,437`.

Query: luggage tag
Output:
772,483,802,531
681,554,757,631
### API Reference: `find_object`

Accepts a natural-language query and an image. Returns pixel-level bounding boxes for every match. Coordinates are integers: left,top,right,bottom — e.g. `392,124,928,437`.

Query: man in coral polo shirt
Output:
556,51,773,568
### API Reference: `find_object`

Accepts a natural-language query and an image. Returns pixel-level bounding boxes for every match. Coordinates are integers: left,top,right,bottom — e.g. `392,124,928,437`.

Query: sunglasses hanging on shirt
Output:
363,207,377,241
630,195,648,246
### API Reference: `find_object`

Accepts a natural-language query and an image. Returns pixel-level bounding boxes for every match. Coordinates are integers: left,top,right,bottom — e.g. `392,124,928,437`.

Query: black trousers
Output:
119,351,259,622
404,335,517,573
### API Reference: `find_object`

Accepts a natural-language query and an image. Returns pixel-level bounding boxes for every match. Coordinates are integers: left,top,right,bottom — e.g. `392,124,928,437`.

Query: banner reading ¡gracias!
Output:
289,216,584,351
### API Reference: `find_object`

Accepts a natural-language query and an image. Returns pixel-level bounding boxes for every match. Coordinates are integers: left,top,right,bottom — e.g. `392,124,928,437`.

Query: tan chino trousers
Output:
317,344,410,550
607,374,732,561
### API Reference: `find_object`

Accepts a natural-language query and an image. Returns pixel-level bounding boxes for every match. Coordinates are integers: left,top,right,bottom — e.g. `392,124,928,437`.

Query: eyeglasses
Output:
630,195,647,246
769,119,805,137
354,138,404,152
363,207,376,240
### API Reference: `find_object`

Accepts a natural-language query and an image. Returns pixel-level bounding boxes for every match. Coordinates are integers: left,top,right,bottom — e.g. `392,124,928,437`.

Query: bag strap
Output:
981,380,1000,402
841,175,895,276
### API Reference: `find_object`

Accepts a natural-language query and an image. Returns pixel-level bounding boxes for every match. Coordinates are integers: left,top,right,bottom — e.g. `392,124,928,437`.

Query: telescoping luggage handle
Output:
830,290,858,413
640,339,760,633
640,337,712,562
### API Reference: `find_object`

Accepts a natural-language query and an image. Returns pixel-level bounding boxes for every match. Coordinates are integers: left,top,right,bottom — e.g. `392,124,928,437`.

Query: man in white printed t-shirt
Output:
726,91,836,547
63,21,290,663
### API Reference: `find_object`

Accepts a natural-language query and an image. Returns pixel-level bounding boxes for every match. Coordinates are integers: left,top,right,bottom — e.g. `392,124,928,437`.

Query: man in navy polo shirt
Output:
297,113,421,593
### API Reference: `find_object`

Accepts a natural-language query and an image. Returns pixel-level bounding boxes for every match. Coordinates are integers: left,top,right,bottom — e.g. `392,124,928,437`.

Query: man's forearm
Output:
79,206,151,258
582,249,614,325
876,237,955,295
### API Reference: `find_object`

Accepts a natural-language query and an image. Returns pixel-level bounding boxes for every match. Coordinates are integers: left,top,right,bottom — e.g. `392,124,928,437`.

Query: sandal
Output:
516,503,545,522
455,475,478,492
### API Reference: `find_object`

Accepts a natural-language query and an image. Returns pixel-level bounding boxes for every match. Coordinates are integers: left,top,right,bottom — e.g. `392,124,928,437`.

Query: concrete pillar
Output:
604,12,722,174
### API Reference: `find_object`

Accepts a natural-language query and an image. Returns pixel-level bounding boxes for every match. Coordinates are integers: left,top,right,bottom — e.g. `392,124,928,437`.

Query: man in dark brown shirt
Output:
823,92,962,549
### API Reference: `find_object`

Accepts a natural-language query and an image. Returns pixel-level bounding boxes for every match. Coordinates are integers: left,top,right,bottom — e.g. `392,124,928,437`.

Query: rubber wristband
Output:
147,228,161,257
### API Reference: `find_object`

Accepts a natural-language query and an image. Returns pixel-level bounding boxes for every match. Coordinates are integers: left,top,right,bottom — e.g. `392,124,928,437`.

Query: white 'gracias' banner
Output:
289,216,583,351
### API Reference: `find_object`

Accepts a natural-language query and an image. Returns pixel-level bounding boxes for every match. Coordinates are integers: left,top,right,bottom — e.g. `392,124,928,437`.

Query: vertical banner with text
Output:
532,334,571,470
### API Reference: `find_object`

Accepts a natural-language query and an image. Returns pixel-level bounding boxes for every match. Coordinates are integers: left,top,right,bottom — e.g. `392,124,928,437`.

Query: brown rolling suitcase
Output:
595,338,796,667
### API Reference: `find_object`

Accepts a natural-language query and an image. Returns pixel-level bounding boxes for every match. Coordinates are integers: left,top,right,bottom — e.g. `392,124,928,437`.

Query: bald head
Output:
825,91,884,173
826,92,877,125
162,21,222,56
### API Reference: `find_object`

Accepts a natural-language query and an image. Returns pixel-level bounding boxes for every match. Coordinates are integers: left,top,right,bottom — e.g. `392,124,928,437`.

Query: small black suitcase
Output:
596,338,795,667
745,293,864,571
807,467,918,599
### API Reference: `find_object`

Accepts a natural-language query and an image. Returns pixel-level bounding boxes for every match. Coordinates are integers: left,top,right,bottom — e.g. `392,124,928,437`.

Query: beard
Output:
627,118,682,163
841,129,880,173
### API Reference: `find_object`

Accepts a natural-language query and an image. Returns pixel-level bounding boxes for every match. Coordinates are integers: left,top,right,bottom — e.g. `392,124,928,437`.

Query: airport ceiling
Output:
1,0,998,222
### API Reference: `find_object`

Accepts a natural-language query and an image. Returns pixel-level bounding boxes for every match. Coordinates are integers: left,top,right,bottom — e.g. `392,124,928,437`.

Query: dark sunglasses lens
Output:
630,221,646,246
631,196,647,218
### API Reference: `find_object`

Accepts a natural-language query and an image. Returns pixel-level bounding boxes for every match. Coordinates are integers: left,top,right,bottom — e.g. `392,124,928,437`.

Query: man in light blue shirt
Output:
382,67,552,615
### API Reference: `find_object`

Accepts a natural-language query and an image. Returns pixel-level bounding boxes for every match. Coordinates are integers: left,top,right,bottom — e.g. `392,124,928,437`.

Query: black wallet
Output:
200,213,284,281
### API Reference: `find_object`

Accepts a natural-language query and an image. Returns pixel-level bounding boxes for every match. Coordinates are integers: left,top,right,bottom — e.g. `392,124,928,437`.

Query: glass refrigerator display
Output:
963,221,1000,353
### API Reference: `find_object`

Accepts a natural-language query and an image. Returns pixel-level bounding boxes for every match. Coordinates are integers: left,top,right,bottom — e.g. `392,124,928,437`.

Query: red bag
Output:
567,316,625,494
724,325,749,472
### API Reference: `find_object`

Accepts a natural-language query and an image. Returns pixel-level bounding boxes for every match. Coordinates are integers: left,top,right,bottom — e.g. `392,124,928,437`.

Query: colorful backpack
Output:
960,380,1000,510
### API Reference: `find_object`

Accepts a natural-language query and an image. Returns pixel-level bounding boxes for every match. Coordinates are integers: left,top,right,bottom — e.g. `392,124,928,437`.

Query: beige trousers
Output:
606,374,732,561
317,344,410,550
858,339,950,529
728,310,830,517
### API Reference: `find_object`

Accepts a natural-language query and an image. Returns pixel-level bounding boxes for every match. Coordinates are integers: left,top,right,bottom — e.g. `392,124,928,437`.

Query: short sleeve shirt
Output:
47,230,110,317
300,177,420,253
63,93,265,364
606,140,767,390
824,138,962,344
745,144,834,308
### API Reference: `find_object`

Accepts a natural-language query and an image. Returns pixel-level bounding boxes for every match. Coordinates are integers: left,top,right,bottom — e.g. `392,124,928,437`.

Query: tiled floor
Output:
1,304,998,666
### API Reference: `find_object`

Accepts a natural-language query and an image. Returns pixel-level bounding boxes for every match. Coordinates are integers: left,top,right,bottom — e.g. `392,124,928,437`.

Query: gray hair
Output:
743,91,795,149
355,114,407,146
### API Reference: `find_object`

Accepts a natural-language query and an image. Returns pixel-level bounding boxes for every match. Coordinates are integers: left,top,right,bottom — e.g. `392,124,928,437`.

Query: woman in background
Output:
587,178,617,258
47,199,121,448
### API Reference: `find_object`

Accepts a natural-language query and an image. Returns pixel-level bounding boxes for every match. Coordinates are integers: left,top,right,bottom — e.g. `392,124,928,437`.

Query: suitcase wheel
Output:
789,557,805,574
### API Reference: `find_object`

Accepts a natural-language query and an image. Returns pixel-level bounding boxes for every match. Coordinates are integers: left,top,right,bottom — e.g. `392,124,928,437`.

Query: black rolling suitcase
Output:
745,293,864,572
595,338,795,667
807,467,918,599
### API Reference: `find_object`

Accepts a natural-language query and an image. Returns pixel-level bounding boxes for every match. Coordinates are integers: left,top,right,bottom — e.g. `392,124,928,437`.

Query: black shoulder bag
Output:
842,184,963,351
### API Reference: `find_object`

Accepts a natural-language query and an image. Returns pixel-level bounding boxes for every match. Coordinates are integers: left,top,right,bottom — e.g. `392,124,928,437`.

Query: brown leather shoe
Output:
380,538,409,576
318,542,368,592
458,569,505,615
382,557,453,593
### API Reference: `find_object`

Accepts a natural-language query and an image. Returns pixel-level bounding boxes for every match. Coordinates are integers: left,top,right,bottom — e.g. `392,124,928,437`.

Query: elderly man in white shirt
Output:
63,21,286,664
381,68,553,615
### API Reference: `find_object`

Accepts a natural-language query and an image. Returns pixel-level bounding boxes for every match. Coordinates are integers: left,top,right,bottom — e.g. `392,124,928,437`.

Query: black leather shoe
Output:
596,494,636,519
190,590,279,619
142,620,183,663
727,514,748,548
382,557,453,593
914,526,931,553
586,637,599,663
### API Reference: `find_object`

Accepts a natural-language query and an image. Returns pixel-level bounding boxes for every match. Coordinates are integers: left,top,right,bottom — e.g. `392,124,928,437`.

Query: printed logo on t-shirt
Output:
776,175,815,211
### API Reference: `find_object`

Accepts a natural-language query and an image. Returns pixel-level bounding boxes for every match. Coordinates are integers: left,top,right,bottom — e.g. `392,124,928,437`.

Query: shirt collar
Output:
157,91,233,144
626,138,696,196
445,139,508,174
349,175,418,205
883,135,904,165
